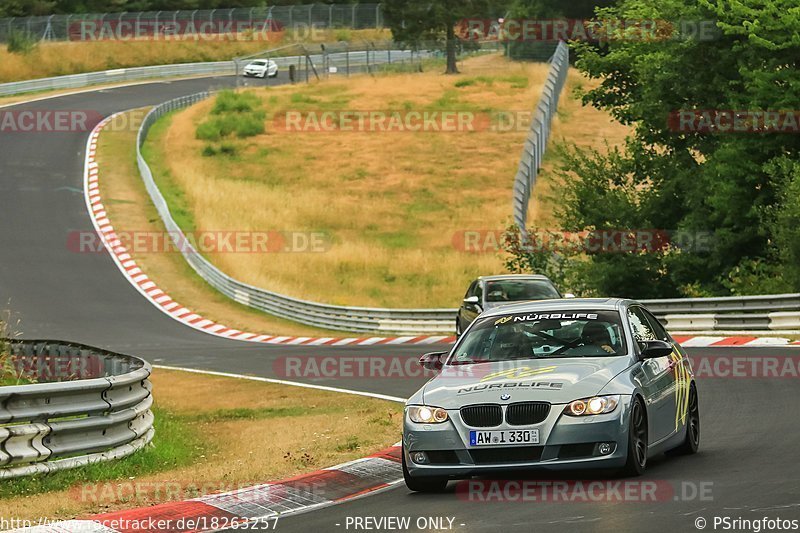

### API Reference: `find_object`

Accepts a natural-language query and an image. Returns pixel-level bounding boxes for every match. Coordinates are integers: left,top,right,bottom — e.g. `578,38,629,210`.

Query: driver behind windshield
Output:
580,321,617,354
450,310,627,364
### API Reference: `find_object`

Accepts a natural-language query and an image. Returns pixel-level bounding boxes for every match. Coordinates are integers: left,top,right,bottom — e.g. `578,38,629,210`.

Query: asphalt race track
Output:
1,75,799,532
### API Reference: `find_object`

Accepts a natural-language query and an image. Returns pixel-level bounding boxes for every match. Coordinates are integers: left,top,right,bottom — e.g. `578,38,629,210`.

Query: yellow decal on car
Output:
494,315,513,325
672,351,692,430
480,366,557,382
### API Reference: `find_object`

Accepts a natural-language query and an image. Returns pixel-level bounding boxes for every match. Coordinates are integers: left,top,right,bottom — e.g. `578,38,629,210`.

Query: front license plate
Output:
469,429,539,446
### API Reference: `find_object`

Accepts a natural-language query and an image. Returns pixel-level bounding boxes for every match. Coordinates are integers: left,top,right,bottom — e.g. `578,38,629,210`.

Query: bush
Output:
197,91,264,142
235,111,265,138
334,29,352,42
212,90,260,114
7,30,36,54
201,145,217,157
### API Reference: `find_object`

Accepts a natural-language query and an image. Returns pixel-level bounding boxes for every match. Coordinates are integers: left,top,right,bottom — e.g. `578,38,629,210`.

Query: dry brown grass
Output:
152,54,549,308
0,368,402,520
0,29,388,83
528,69,632,227
96,110,337,337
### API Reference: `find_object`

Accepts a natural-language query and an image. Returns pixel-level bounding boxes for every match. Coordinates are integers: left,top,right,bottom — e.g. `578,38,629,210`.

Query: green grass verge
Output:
0,401,360,498
0,407,201,498
141,112,197,233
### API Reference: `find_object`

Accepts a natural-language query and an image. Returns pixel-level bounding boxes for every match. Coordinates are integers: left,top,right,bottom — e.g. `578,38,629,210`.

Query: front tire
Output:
668,383,700,455
455,319,462,338
620,396,648,476
402,447,448,493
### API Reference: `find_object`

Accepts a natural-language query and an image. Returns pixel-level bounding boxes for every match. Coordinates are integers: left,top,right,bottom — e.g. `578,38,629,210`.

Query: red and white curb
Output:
84,116,455,348
671,335,800,347
9,446,403,533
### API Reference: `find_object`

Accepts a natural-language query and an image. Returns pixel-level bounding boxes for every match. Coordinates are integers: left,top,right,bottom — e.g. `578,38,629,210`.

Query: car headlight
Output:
407,405,449,424
563,395,621,416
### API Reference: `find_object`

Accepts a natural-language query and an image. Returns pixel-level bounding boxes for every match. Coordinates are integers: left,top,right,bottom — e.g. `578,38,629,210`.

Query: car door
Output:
627,306,679,444
642,308,692,436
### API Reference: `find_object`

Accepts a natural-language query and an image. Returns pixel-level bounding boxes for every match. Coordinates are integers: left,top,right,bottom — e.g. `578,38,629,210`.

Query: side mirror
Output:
638,340,673,359
564,293,576,299
419,351,446,371
463,295,480,305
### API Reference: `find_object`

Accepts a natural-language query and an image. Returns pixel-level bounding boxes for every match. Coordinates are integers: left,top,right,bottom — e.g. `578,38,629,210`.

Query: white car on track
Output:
242,59,278,78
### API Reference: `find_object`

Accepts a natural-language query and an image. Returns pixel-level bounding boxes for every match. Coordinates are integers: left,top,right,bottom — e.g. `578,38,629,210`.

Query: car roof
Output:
479,297,635,317
478,274,552,282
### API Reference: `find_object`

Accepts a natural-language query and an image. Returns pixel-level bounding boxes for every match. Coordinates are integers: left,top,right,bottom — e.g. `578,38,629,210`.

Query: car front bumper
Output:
403,395,633,478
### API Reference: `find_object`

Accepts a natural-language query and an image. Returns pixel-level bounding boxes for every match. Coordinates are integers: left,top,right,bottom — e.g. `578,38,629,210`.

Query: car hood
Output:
421,357,632,409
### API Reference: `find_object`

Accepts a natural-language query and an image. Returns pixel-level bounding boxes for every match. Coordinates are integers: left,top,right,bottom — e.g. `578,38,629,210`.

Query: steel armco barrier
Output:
512,40,569,232
642,294,800,333
0,61,236,97
0,340,153,479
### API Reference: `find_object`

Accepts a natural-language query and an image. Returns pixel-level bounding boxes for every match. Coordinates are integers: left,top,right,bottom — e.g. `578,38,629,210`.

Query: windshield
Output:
484,279,560,302
448,310,627,364
250,60,267,66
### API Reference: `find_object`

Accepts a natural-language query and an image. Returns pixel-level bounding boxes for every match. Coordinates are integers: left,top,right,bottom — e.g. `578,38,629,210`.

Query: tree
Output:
548,0,800,296
382,0,494,74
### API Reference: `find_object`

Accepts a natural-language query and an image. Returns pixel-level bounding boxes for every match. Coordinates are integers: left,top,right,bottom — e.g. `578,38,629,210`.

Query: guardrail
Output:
511,40,569,232
0,61,236,98
643,294,800,332
0,340,153,479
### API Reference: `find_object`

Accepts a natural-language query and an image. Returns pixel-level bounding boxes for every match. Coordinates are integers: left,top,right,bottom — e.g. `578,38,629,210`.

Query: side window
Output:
627,307,656,342
642,309,670,342
474,282,483,302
